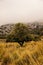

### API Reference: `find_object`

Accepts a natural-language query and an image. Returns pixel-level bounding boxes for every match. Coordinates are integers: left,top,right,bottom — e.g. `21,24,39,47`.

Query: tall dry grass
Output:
0,40,43,65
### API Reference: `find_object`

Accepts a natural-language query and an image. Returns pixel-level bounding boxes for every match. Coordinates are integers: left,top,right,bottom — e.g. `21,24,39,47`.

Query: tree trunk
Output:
19,41,24,46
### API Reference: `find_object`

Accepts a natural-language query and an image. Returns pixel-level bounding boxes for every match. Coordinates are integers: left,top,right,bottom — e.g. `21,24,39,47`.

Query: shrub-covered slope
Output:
0,22,43,39
0,24,14,38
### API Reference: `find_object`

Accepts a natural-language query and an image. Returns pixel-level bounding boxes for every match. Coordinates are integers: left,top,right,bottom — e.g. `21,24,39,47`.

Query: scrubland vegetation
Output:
0,23,43,65
6,23,42,46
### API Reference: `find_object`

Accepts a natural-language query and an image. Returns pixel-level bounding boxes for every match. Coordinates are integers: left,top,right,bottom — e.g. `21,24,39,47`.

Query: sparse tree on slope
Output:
6,23,29,46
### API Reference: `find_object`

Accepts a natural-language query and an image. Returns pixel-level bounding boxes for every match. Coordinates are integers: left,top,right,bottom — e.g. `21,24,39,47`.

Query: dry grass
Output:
0,40,43,65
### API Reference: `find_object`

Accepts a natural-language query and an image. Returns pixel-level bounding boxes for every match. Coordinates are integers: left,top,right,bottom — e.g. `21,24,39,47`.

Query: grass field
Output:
0,40,43,65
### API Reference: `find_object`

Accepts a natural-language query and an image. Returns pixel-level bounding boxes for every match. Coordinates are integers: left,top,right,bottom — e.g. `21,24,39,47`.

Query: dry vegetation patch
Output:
0,40,43,65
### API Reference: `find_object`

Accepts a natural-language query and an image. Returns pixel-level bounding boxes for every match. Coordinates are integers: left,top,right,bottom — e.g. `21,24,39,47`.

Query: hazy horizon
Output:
0,0,43,25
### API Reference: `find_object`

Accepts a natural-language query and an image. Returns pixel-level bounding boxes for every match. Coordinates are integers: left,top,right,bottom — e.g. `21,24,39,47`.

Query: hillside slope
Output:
0,24,14,38
0,22,43,38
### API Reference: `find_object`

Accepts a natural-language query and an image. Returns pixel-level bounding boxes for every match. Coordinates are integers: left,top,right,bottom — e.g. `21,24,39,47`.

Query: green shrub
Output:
6,23,29,46
6,23,41,46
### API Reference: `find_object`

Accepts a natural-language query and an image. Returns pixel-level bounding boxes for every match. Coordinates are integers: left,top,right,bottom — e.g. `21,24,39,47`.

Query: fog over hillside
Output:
0,0,43,25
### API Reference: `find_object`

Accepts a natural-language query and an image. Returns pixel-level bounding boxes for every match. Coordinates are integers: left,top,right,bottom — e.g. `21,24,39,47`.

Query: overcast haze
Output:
0,0,43,25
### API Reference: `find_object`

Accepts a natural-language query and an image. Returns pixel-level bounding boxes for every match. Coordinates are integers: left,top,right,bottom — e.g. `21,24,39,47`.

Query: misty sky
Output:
0,0,43,25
